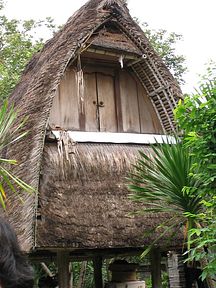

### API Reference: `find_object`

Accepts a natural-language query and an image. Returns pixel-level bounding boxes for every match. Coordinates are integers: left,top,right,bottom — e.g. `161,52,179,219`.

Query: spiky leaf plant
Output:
128,138,203,249
0,101,34,209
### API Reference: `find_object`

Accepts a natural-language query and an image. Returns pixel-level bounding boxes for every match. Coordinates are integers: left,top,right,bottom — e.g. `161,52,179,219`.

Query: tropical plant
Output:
128,139,203,248
0,100,34,209
174,63,216,284
175,63,216,201
128,138,216,288
128,64,216,286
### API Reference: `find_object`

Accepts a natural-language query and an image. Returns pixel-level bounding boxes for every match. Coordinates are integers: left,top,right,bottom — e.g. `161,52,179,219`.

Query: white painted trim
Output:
51,131,176,144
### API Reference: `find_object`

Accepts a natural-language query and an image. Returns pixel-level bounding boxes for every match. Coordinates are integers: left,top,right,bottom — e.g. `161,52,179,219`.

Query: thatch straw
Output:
37,143,183,249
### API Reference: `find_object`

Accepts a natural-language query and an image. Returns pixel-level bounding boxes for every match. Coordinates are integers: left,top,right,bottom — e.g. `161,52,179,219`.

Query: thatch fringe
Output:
44,142,151,181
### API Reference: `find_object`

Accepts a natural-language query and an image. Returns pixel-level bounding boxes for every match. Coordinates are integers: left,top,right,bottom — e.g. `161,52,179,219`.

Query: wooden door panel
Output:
119,71,140,133
137,82,163,133
49,69,80,130
97,73,117,132
83,73,98,131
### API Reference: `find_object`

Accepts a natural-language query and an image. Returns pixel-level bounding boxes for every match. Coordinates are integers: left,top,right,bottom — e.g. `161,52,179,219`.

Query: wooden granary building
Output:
5,0,186,287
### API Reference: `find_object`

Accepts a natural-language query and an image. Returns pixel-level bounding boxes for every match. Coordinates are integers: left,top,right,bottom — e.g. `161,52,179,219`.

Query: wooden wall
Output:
49,65,163,134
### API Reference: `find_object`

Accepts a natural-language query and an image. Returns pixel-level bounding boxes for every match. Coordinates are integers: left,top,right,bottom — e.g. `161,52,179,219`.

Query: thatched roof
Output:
5,0,183,252
37,143,183,250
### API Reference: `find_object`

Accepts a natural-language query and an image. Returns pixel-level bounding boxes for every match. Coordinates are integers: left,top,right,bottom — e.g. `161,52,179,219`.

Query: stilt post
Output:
57,251,71,288
150,247,162,288
93,256,103,288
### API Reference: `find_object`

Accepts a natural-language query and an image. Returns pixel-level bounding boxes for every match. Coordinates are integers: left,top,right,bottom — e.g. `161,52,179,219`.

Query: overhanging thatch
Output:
4,0,183,252
37,143,183,250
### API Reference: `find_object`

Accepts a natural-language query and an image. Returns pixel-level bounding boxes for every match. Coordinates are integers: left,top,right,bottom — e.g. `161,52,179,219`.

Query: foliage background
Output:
175,63,216,280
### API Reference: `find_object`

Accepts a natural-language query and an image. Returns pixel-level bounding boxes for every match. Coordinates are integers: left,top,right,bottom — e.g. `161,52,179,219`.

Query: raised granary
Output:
4,0,185,287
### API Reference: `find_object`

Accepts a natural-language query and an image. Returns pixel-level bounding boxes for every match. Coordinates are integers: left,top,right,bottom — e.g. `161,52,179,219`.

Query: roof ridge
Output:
98,0,127,6
98,0,128,11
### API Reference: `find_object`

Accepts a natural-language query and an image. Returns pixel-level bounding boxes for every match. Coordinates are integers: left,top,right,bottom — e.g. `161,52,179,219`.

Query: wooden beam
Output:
150,248,162,288
57,251,71,288
86,47,140,60
93,257,103,288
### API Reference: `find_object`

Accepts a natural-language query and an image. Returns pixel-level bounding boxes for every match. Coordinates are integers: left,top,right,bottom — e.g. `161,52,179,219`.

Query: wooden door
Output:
49,68,80,130
83,72,98,131
97,72,117,132
82,66,117,132
119,70,140,133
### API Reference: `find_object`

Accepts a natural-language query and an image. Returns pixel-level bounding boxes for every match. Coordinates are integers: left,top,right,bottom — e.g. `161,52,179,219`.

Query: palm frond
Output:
129,138,203,216
128,137,204,254
0,101,34,209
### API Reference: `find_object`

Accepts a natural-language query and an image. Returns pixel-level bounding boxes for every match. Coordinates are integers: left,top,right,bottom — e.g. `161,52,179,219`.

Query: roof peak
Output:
99,0,127,5
67,0,129,29
98,0,128,11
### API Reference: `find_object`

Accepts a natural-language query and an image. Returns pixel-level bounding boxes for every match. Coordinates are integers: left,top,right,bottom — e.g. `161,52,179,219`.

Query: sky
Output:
3,0,216,93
